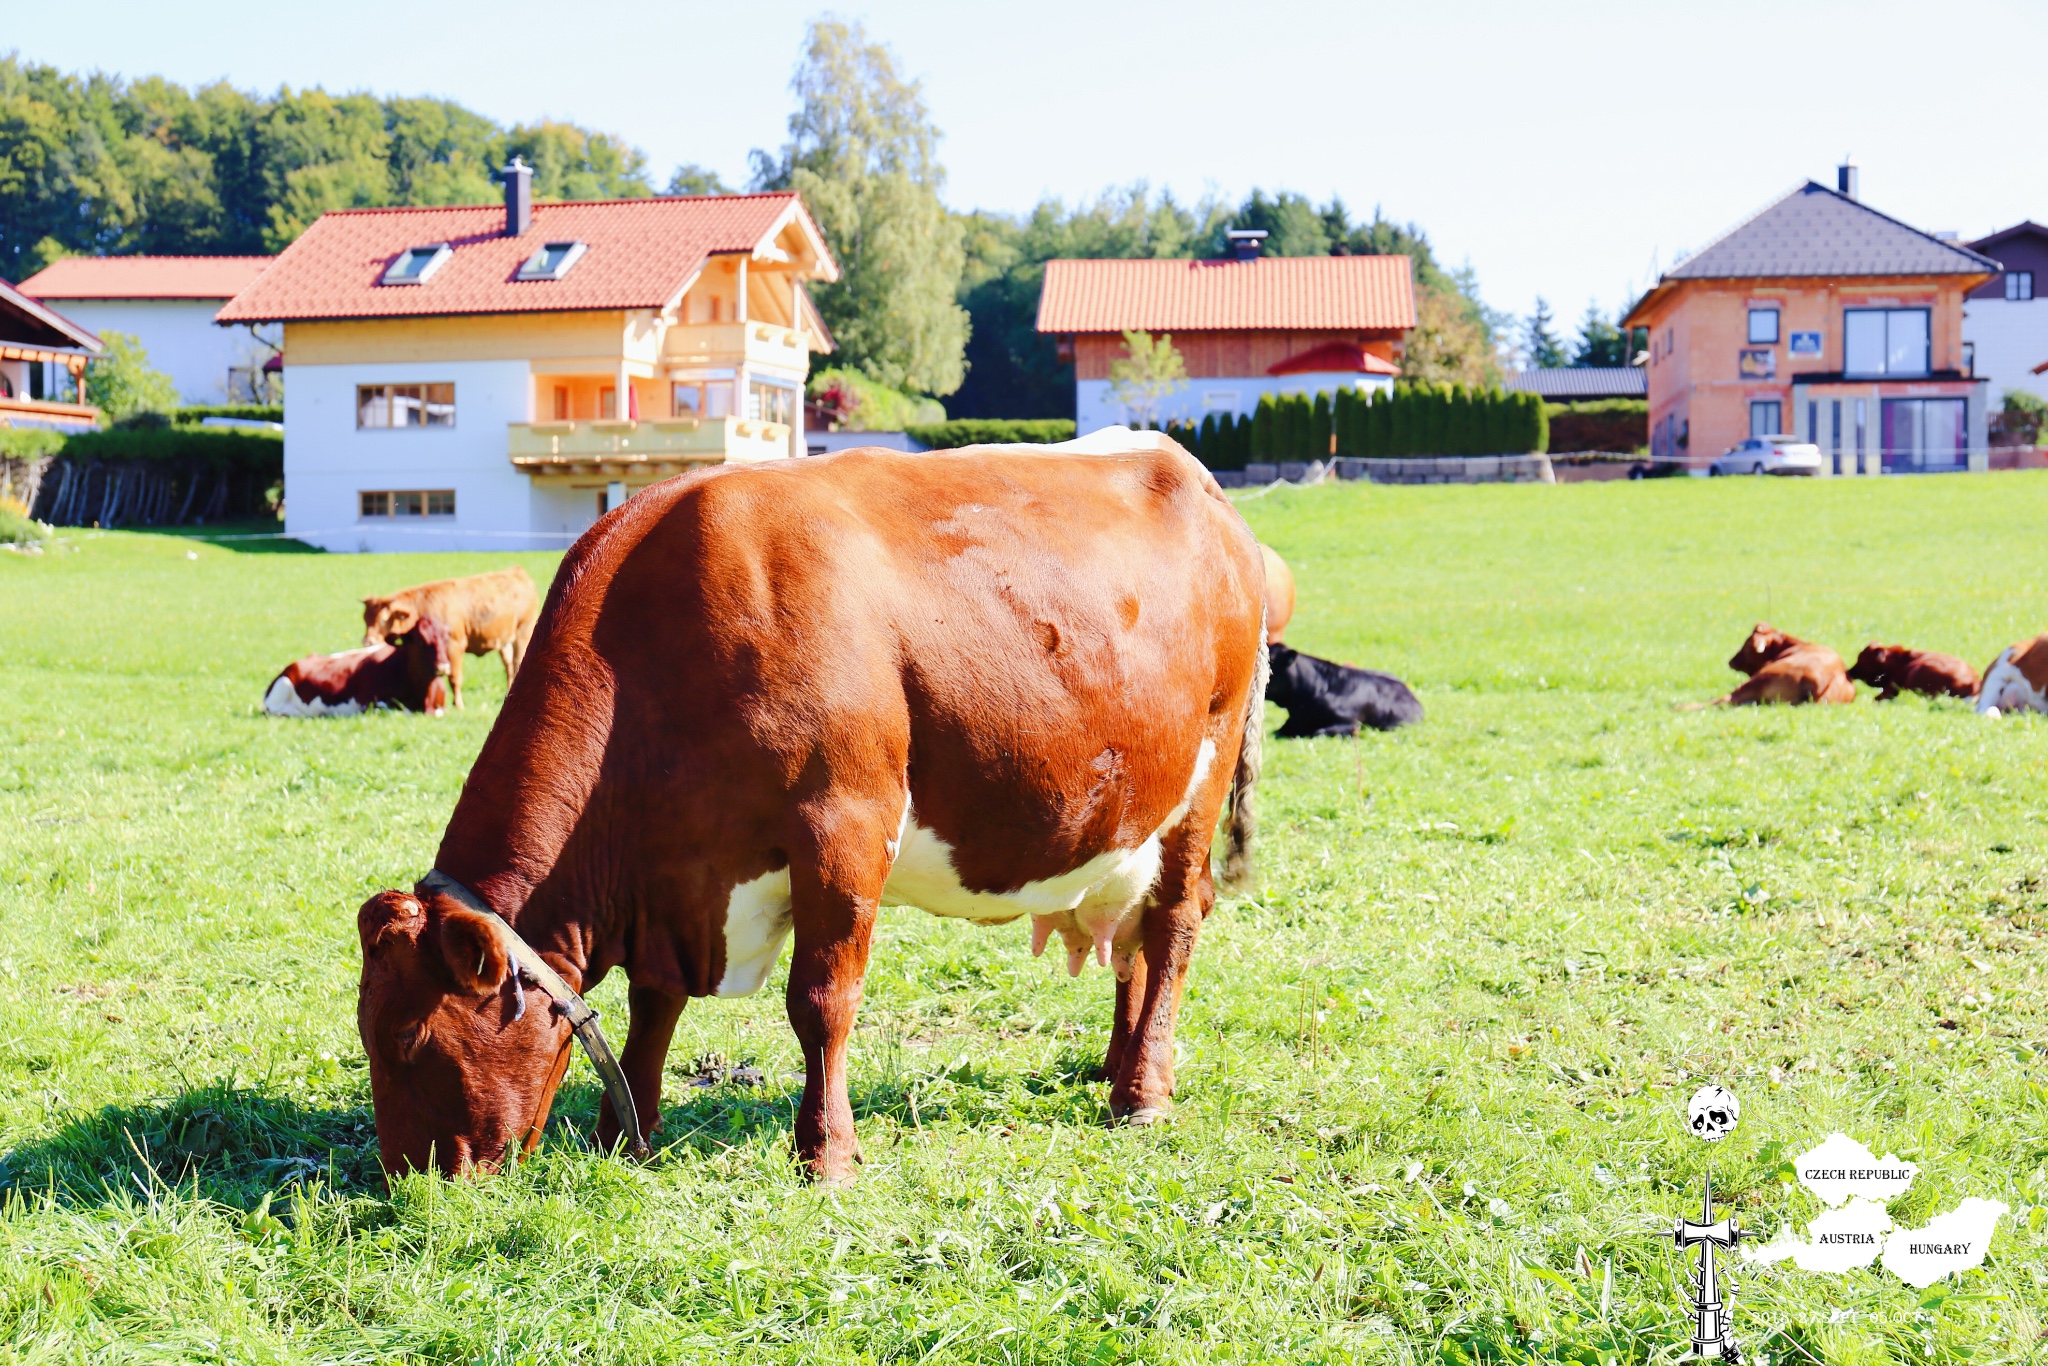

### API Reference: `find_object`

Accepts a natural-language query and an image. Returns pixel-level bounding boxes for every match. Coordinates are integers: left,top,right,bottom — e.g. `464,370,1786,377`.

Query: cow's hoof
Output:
1111,1103,1173,1128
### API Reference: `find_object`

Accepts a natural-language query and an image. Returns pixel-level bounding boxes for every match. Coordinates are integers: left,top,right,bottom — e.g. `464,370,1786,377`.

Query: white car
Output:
1709,435,1822,476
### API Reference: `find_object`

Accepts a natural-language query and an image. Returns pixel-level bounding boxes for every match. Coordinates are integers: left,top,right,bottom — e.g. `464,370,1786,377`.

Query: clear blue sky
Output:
14,0,2048,339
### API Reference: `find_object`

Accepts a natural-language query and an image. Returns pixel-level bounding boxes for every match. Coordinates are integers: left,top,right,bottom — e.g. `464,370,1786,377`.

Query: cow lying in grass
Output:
363,566,538,708
1847,644,1980,701
353,442,1266,1184
265,615,453,717
1266,643,1422,736
1978,634,2048,717
1687,623,1855,707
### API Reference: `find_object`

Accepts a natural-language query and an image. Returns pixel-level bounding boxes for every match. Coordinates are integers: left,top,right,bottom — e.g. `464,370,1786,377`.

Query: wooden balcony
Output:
662,321,810,372
0,395,100,431
508,415,790,479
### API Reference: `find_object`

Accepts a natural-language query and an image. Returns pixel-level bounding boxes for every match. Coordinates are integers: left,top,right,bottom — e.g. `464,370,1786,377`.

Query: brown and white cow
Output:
1978,633,2048,716
355,443,1267,1183
1847,643,1980,702
1687,623,1856,707
363,566,539,708
265,615,453,717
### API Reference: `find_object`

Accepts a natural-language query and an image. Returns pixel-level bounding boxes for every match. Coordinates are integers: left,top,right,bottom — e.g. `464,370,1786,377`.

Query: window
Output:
1202,390,1240,409
599,387,617,420
1750,401,1782,438
360,489,455,518
2007,271,2034,301
380,244,452,286
1843,308,1929,376
672,380,732,419
515,240,587,282
357,384,455,428
1881,398,1967,473
552,385,569,420
1962,341,1976,376
749,380,797,426
1747,308,1780,344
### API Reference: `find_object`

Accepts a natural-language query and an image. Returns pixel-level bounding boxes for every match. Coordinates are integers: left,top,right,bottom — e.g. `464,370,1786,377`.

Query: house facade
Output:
0,276,102,432
20,256,278,404
1624,171,1998,475
1962,221,2048,406
216,163,837,552
1036,239,1414,432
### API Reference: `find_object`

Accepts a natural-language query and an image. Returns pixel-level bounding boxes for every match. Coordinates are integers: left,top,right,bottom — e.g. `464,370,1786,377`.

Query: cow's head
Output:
1265,643,1299,707
363,594,420,647
356,887,573,1178
392,615,455,715
1846,644,1898,687
1729,623,1797,675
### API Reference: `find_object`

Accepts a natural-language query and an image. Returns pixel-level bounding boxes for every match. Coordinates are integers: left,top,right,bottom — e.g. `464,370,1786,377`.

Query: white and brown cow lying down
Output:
265,615,453,717
355,441,1267,1183
1979,634,2048,717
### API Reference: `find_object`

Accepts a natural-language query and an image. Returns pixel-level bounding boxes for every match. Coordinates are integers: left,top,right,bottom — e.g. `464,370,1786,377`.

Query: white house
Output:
1035,234,1414,431
19,256,278,404
214,163,838,552
1962,221,2048,406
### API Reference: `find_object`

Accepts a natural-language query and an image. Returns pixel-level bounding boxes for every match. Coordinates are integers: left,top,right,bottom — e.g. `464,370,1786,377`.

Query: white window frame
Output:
379,244,452,286
516,240,588,282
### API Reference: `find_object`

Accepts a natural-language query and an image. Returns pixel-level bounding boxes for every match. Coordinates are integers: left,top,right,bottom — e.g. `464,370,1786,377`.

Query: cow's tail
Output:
1221,603,1269,893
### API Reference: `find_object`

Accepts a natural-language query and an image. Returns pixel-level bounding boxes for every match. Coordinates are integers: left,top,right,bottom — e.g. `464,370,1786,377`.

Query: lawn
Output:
2,473,2046,1364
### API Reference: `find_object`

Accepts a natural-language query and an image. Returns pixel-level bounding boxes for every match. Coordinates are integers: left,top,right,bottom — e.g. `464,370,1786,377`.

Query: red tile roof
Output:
21,255,274,300
215,194,836,324
1267,340,1399,376
1037,255,1416,334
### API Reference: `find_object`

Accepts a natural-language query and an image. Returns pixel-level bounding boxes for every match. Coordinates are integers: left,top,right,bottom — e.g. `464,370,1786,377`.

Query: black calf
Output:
1266,643,1422,737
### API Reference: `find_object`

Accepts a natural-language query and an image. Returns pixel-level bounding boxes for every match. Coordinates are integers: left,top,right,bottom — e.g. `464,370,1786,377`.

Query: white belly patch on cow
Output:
263,676,364,718
715,867,794,997
1977,648,2046,717
881,737,1218,976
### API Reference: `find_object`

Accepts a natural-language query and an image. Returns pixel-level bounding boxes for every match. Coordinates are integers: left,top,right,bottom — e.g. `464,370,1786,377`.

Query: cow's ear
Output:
438,906,510,994
386,605,419,636
359,891,425,955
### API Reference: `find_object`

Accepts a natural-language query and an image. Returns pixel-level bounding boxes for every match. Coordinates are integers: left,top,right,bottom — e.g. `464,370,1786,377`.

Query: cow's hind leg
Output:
595,984,687,1155
785,796,894,1184
500,640,517,683
1106,822,1217,1124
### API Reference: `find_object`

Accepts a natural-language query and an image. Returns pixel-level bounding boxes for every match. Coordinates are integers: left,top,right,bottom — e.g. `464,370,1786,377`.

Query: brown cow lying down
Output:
355,444,1266,1183
363,566,539,708
1978,633,2048,716
265,616,452,717
1847,644,1980,701
1687,623,1855,707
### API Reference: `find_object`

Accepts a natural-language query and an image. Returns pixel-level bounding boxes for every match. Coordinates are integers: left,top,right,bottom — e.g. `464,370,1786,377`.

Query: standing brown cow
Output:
355,444,1267,1183
362,567,539,708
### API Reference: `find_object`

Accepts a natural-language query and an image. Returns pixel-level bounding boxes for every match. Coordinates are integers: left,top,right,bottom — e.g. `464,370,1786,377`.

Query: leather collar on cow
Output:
416,869,650,1160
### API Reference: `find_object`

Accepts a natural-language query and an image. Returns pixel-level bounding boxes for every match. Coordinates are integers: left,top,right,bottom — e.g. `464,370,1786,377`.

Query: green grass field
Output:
3,474,2046,1363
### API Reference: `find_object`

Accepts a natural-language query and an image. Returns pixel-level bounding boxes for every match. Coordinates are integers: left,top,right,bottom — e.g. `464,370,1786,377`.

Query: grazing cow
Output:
1260,544,1296,643
354,444,1266,1183
1687,623,1855,707
363,567,539,708
1266,643,1422,736
1977,634,2048,716
265,616,453,717
1847,644,1980,702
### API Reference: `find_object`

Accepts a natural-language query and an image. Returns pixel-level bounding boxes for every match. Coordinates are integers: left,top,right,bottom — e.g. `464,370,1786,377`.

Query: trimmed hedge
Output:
61,426,282,472
1543,400,1648,454
904,419,1077,448
172,404,283,425
29,426,283,527
0,428,70,459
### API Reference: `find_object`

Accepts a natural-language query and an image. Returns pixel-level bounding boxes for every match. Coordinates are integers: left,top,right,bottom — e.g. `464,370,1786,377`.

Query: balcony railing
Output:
662,321,809,372
508,416,790,478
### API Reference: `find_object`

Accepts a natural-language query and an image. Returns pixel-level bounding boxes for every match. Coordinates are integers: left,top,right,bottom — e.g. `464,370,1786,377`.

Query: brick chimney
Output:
503,156,533,236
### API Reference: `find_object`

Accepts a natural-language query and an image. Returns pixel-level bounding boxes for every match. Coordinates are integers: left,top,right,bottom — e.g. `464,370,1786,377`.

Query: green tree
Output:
665,163,733,196
1571,302,1631,367
505,120,652,203
1311,391,1333,459
1106,330,1186,427
752,18,967,398
86,331,178,421
1251,393,1277,461
1523,297,1567,369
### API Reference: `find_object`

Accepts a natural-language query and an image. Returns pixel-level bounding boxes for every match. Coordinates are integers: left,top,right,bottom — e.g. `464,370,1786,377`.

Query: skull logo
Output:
1686,1084,1740,1142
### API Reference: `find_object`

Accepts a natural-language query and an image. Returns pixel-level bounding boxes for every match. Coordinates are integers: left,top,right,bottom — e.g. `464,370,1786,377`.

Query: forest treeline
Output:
1,32,1508,420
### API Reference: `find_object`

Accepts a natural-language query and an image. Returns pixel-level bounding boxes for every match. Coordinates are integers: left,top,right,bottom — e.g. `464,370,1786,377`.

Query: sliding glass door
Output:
1879,398,1967,473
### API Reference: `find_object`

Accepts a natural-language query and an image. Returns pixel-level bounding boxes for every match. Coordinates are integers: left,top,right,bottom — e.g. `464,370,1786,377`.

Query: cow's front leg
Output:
595,983,687,1154
785,800,889,1184
1107,829,1214,1124
448,650,466,709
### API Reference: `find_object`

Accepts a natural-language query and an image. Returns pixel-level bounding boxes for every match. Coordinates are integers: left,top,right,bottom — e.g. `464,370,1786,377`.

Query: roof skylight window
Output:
380,243,452,286
516,240,587,282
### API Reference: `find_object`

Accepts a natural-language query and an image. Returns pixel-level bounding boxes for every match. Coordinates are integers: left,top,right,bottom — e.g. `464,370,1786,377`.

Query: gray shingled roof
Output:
1505,367,1646,400
1668,182,1998,280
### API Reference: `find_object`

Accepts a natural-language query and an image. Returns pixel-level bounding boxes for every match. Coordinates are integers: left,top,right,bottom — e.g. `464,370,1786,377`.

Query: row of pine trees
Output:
1164,385,1549,470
